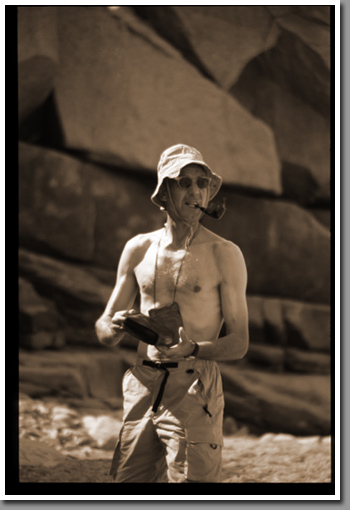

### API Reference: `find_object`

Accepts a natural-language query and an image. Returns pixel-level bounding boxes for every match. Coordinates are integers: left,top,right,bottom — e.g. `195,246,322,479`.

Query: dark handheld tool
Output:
121,317,159,345
115,302,183,346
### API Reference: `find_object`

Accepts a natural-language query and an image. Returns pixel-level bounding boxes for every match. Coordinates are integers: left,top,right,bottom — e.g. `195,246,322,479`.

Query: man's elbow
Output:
235,334,249,360
95,318,104,342
239,341,249,359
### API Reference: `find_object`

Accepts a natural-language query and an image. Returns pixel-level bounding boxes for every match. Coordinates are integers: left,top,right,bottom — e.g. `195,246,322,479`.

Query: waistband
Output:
136,357,201,371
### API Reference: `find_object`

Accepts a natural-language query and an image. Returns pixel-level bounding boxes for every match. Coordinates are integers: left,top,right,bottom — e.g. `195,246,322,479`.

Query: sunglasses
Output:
173,176,212,189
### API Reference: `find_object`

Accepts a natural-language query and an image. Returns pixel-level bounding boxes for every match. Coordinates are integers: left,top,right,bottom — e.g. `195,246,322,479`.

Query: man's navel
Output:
193,285,201,293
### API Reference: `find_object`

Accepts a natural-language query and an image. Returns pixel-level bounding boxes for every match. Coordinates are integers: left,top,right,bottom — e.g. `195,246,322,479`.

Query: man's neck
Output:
163,216,201,249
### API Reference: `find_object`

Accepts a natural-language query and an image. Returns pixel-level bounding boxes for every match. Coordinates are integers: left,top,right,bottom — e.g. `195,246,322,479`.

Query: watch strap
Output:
185,341,199,358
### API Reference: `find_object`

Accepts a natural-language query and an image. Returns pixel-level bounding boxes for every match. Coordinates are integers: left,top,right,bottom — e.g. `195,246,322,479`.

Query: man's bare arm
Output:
193,242,249,360
95,237,141,346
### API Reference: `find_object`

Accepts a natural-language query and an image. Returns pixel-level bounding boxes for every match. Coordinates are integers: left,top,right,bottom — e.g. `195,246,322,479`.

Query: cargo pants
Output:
110,357,225,483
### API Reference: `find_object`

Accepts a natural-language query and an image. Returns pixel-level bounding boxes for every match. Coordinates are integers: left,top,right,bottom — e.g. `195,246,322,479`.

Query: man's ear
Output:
158,185,168,202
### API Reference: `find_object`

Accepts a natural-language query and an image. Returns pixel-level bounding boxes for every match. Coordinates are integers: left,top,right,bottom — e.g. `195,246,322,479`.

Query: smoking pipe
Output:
195,197,226,219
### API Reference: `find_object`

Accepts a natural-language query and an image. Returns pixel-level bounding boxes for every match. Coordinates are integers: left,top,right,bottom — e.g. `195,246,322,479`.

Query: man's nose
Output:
188,181,201,196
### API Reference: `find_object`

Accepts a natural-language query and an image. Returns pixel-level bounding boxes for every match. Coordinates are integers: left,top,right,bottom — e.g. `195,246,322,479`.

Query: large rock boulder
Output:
52,6,281,193
282,299,331,351
257,9,330,118
18,7,58,125
19,348,128,401
309,208,331,230
266,6,330,27
19,366,88,398
247,295,331,352
284,348,331,374
231,72,330,204
19,277,63,334
19,277,66,350
18,248,112,345
19,142,164,267
244,343,330,374
220,364,330,435
19,143,95,261
267,6,330,69
18,249,111,312
203,192,330,304
133,6,280,90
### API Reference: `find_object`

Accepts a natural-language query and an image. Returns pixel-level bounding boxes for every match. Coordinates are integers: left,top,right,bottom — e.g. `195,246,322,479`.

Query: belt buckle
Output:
151,361,164,370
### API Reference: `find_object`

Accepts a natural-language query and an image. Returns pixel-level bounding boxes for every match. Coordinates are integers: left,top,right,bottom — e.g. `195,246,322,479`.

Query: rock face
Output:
244,344,331,375
220,364,330,435
231,72,331,204
19,142,164,267
52,6,281,193
18,248,112,345
20,143,330,304
17,6,333,436
267,6,330,69
19,348,129,401
19,276,66,350
19,277,63,334
247,296,331,352
257,22,330,118
20,365,88,398
18,7,58,124
19,143,95,261
203,192,330,304
134,6,280,90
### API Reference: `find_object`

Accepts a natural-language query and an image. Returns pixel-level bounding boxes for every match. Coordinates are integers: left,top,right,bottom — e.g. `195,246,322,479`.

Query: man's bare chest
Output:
134,243,218,300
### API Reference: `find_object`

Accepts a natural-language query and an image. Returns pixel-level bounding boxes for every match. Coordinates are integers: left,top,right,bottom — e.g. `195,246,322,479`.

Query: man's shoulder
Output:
121,229,162,268
125,229,162,252
201,226,240,251
200,227,245,268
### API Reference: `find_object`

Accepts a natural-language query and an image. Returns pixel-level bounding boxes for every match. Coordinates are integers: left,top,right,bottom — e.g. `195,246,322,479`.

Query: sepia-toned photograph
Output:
12,3,338,498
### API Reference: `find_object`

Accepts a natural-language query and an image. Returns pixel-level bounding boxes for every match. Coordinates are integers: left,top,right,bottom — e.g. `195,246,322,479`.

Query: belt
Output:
138,358,203,413
142,360,178,413
142,360,179,370
137,357,198,370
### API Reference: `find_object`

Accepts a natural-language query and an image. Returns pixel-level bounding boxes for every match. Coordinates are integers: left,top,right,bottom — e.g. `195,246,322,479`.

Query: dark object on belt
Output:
143,360,178,413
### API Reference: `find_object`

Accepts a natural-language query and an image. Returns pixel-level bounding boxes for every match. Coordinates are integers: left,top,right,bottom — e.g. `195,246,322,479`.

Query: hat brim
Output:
151,161,222,208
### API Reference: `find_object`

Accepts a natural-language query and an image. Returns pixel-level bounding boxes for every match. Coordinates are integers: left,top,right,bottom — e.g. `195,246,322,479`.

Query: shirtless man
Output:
95,144,249,483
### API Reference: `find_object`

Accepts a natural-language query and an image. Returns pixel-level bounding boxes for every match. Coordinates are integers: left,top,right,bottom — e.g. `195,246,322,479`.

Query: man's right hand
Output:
95,310,135,346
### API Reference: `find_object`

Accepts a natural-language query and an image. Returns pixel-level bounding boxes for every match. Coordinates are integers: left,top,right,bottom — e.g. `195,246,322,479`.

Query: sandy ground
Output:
18,395,332,484
19,434,332,484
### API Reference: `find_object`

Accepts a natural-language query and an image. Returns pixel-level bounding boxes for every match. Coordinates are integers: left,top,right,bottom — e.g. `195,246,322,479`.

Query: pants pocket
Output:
185,441,222,483
188,368,224,420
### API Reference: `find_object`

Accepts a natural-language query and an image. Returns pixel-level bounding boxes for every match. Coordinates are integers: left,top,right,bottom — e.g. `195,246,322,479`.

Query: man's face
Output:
166,164,210,222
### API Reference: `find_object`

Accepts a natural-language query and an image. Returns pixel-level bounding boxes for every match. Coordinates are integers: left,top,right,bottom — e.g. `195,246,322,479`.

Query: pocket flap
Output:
186,426,223,446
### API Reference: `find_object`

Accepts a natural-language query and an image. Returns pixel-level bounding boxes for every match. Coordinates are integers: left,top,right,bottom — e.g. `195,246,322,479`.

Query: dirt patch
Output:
20,459,113,483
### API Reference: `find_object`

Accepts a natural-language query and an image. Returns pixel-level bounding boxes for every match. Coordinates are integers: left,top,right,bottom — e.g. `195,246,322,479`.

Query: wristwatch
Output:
185,341,200,358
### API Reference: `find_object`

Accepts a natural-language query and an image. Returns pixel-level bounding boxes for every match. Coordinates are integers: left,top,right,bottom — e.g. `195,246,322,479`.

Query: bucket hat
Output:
151,144,222,208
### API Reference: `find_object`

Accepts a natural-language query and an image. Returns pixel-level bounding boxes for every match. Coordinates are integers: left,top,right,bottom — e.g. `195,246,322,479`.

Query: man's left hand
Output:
156,327,195,358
